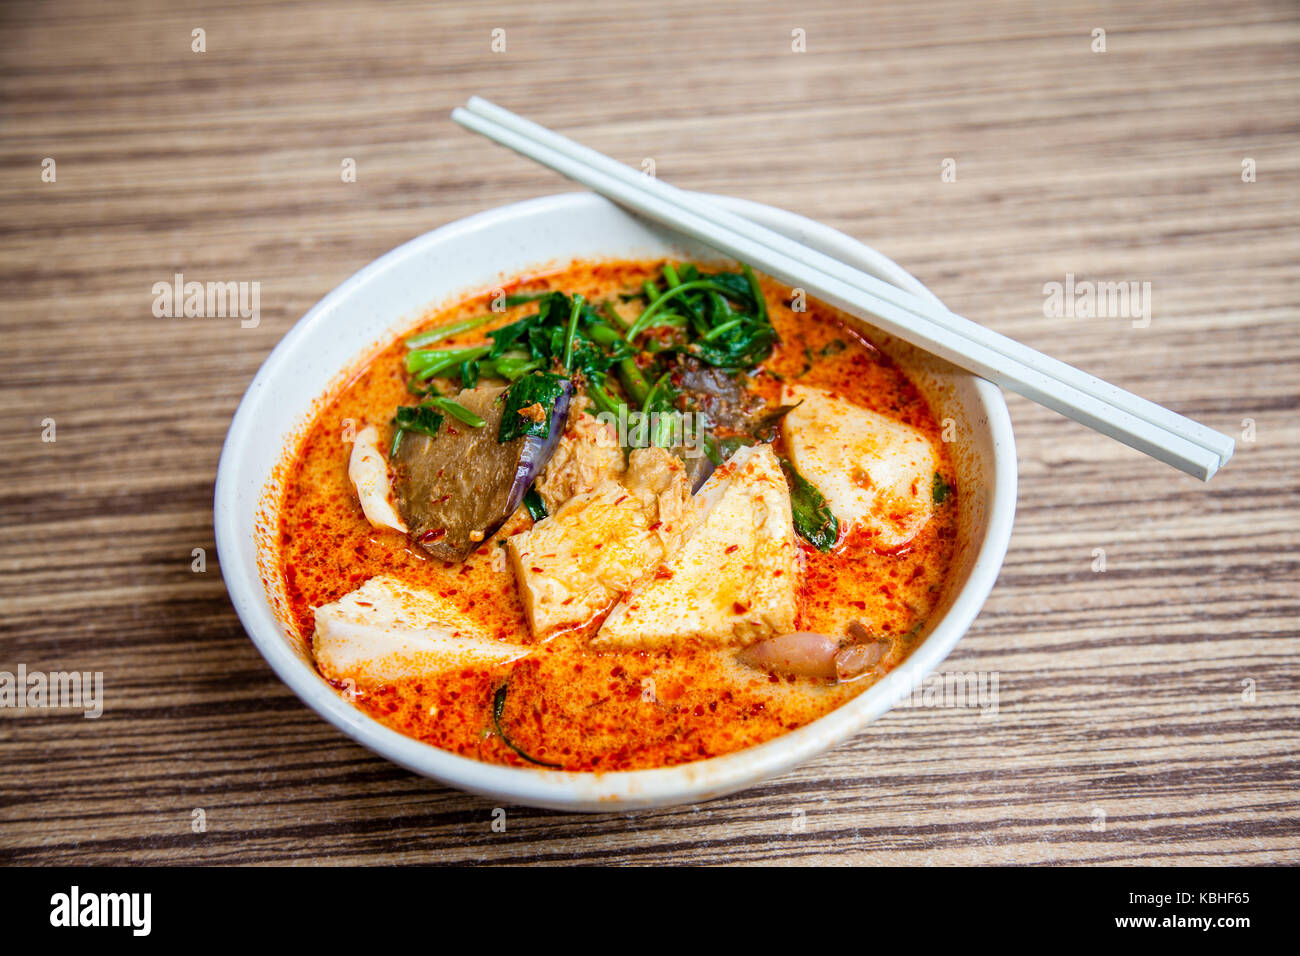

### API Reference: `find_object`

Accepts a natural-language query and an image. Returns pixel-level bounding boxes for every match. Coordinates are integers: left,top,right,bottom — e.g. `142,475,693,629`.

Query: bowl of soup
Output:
214,191,1017,810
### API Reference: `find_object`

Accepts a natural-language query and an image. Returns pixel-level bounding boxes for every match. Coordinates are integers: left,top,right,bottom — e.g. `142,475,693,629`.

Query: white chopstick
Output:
451,98,1234,481
462,97,1234,473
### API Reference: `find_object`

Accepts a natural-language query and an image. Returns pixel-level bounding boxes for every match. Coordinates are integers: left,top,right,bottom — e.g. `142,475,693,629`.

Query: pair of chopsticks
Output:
451,97,1234,481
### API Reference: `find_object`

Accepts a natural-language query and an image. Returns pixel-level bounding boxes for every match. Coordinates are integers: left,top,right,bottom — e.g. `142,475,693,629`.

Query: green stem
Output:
599,301,629,331
412,345,491,380
585,379,625,419
503,291,548,307
405,313,494,349
562,293,584,373
492,684,561,768
420,395,485,428
586,322,625,348
617,358,650,406
743,263,767,323
626,280,755,341
702,317,745,342
486,357,543,381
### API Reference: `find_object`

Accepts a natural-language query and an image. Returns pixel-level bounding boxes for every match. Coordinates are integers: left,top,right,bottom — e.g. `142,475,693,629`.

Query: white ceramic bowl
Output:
214,192,1017,811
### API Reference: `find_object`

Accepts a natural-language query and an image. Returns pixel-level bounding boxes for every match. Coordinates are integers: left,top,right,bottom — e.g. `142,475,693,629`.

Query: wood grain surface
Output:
1,0,1297,865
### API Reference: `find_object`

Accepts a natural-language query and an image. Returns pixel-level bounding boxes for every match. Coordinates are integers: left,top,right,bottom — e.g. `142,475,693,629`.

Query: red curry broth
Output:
277,260,957,771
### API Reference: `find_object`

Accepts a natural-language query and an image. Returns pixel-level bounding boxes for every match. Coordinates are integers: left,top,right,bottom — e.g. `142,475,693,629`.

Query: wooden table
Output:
2,0,1297,865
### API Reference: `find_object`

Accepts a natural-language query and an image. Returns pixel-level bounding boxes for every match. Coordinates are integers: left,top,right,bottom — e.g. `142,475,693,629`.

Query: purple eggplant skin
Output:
504,379,573,516
392,381,572,562
683,453,716,493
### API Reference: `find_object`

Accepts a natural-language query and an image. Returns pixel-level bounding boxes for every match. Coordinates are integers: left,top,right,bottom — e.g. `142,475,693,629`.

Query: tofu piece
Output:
311,575,528,684
623,447,695,557
347,425,407,533
535,404,625,512
508,477,674,639
782,384,937,550
595,443,799,649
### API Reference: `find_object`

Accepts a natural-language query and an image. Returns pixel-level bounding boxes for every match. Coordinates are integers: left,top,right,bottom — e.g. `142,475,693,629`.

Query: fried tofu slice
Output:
509,448,691,639
624,446,695,557
594,443,800,649
535,403,624,513
311,575,528,685
782,384,937,550
347,425,407,533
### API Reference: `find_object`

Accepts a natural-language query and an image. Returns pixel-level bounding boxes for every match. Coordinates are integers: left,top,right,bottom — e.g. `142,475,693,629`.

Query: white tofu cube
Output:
311,576,528,684
782,384,937,550
595,443,799,649
507,479,672,639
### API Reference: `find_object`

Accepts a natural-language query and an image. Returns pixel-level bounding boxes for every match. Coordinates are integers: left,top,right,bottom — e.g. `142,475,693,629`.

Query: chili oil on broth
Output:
276,260,958,772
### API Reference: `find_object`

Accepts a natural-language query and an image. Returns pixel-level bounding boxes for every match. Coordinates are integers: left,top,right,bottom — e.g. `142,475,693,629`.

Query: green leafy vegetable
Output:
487,292,570,360
523,486,548,521
483,293,629,380
394,262,785,470
458,359,480,389
704,433,753,466
392,405,445,439
615,355,649,406
498,371,567,443
703,433,723,466
932,471,952,505
492,683,561,768
780,457,839,551
642,370,675,413
751,402,800,443
490,357,544,381
617,264,776,371
628,280,748,339
481,356,541,381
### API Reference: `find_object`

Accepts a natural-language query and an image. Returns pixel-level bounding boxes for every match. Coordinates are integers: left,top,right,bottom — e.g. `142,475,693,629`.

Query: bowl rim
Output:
214,191,1017,811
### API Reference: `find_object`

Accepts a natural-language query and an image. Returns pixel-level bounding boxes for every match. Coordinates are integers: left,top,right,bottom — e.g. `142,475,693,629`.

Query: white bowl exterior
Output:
214,192,1016,811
